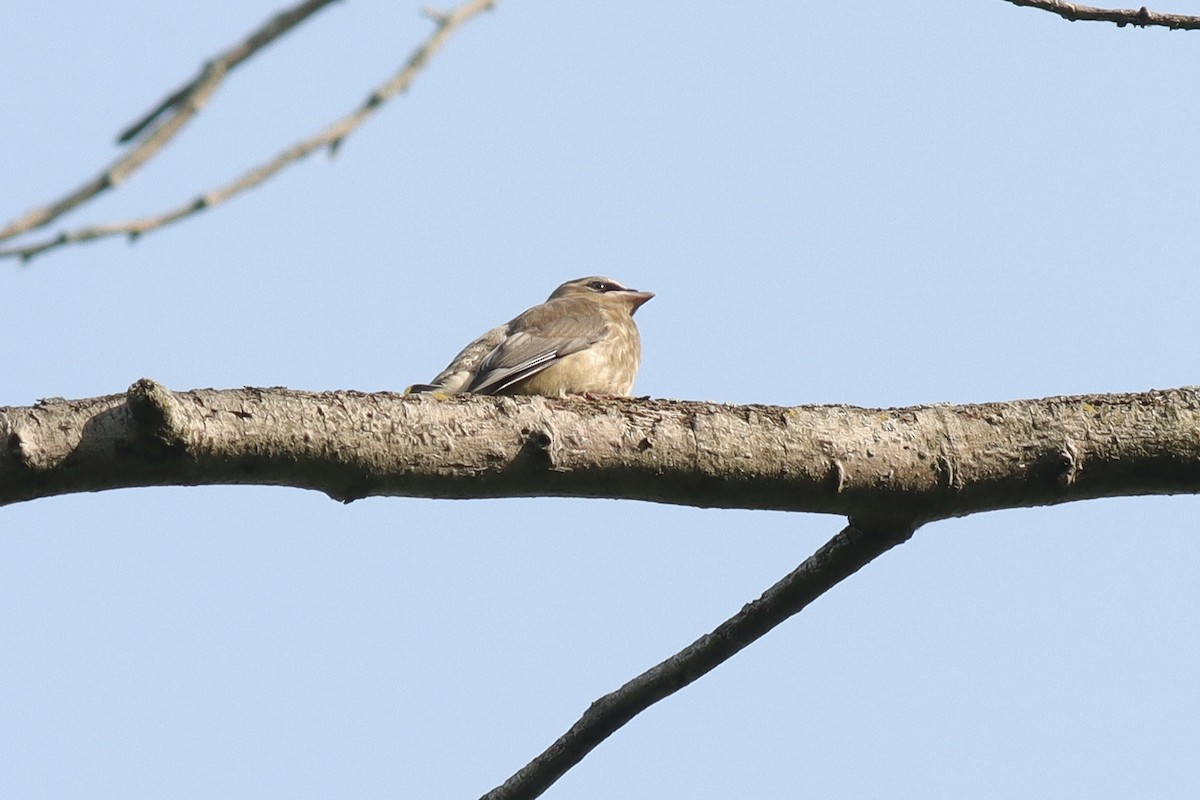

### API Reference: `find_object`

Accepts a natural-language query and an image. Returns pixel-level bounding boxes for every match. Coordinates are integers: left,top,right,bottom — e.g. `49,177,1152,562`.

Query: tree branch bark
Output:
480,518,915,800
0,0,496,263
1002,0,1200,29
4,380,1198,518
0,0,342,245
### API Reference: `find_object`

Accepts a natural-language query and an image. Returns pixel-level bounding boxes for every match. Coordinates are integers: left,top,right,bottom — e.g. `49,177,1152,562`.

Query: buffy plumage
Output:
407,276,654,396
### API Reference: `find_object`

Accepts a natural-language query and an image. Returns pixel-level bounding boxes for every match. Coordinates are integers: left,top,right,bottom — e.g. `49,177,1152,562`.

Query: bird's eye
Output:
587,280,616,292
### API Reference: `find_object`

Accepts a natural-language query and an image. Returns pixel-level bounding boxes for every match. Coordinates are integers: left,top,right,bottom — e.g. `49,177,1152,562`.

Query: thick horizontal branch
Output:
3,381,1198,517
1003,0,1200,29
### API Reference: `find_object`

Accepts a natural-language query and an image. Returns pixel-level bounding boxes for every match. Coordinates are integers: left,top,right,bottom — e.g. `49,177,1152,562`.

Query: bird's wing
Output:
467,299,609,395
407,324,509,394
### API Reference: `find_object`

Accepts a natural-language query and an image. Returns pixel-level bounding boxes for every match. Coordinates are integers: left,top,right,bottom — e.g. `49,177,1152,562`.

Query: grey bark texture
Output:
3,379,1199,519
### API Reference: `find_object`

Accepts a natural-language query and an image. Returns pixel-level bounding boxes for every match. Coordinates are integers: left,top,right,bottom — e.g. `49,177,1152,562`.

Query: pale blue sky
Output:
3,2,1199,798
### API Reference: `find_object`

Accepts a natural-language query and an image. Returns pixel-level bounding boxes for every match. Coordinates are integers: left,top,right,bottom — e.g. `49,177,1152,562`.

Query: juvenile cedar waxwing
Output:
407,276,654,396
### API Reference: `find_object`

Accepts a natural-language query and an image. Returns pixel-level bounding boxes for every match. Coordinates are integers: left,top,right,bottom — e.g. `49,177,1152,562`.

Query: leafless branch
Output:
5,381,1199,790
4,381,1200,514
0,0,340,245
118,0,342,144
1003,0,1200,28
480,519,914,800
0,0,496,264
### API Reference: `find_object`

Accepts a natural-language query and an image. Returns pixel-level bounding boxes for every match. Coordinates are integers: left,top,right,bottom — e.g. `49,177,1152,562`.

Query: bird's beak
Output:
624,290,655,310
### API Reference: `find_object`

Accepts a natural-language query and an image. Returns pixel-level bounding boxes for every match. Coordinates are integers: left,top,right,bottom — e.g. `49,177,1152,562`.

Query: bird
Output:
406,276,654,397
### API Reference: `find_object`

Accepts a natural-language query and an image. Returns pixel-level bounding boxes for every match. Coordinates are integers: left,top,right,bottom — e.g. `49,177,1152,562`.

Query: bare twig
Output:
480,520,916,800
0,0,496,263
1003,0,1200,29
0,0,340,244
118,0,342,144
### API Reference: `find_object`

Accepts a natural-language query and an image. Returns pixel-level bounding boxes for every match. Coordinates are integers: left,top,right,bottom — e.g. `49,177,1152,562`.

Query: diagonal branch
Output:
4,382,1198,789
1002,0,1200,29
480,519,915,800
117,0,341,144
0,0,341,244
0,0,497,264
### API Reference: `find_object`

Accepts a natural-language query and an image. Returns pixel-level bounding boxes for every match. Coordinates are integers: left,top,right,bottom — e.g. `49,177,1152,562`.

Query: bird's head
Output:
549,276,655,315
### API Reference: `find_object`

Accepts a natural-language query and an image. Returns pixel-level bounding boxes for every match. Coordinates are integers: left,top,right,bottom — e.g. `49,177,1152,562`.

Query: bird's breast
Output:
514,322,642,396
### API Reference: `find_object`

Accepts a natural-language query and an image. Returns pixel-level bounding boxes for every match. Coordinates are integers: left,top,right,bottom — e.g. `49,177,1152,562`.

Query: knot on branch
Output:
1059,440,1082,487
126,378,189,457
3,400,73,472
1,411,39,470
515,426,555,469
